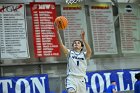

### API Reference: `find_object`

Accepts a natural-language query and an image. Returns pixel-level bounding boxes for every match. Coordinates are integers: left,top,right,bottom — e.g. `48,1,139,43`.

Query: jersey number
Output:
77,61,79,66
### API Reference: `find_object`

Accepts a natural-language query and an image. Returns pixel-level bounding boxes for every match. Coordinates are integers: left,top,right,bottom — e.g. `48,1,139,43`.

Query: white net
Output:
66,0,83,4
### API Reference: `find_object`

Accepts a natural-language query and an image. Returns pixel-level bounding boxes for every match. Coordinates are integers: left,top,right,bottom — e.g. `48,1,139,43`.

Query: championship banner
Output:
89,3,118,55
0,74,50,93
30,2,60,57
0,4,30,59
86,69,140,93
61,4,88,49
118,4,140,54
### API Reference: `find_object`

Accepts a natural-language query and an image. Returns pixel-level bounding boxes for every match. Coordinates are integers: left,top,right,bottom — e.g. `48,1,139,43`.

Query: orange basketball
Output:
55,16,68,30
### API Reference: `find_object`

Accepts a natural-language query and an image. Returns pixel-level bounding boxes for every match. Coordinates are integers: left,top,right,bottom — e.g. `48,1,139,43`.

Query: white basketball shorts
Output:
65,75,86,93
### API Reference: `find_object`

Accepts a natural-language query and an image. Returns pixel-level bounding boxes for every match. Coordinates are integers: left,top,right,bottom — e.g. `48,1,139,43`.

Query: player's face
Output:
73,41,83,50
112,82,116,85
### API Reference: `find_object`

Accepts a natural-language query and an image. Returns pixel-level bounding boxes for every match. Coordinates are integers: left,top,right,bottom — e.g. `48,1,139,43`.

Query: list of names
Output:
30,2,60,57
90,3,118,55
0,4,30,59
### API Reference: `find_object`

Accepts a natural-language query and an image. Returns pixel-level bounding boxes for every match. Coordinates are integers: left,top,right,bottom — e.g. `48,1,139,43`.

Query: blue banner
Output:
0,69,140,93
86,69,140,93
0,74,50,93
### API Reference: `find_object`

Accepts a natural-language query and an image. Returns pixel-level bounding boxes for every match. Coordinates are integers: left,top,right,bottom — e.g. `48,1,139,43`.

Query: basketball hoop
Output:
66,0,83,4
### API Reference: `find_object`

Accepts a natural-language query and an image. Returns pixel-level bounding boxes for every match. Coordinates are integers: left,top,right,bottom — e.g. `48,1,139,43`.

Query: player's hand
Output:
80,29,85,40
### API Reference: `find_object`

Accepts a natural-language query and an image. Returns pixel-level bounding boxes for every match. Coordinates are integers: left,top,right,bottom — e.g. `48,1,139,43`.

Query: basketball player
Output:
54,23,92,93
106,81,117,93
134,73,140,93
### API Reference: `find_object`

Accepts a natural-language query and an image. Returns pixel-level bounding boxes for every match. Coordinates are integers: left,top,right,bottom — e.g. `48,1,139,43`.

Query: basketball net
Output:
66,0,83,4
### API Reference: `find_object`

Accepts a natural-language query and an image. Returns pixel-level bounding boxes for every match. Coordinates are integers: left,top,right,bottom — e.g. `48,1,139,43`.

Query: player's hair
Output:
135,73,140,80
111,81,116,83
72,40,84,51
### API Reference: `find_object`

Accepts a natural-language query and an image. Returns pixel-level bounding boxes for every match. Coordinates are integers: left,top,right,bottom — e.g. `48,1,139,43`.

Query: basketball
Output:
54,16,68,30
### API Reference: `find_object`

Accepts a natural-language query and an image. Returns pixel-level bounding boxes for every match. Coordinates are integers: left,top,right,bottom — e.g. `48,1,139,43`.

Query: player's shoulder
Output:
69,50,75,54
67,49,71,52
67,49,74,56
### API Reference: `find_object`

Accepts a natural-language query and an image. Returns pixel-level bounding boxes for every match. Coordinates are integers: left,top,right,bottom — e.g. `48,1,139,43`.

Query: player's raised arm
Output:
80,30,92,60
54,23,68,56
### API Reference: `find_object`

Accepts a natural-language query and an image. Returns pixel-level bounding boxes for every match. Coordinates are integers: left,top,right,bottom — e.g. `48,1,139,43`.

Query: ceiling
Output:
86,0,140,6
0,0,140,4
91,0,138,2
95,0,140,3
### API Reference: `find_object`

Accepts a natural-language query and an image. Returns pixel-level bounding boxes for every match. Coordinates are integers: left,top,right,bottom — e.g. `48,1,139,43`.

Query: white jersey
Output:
66,49,87,77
